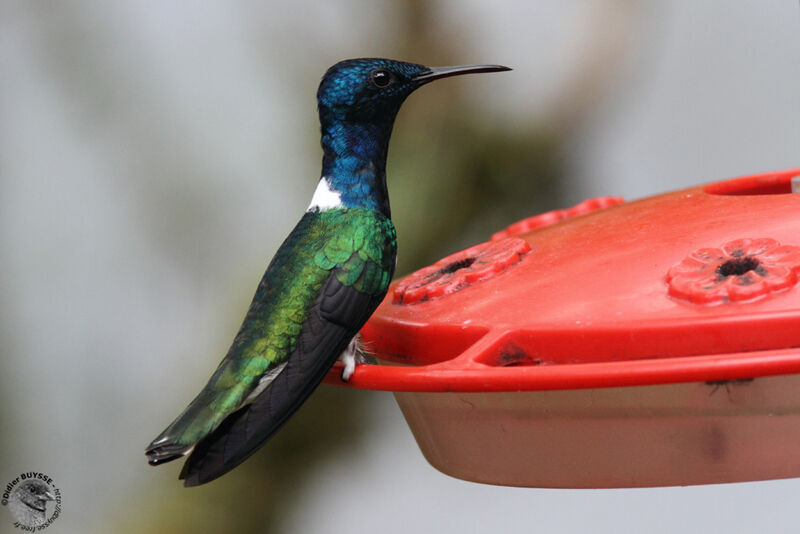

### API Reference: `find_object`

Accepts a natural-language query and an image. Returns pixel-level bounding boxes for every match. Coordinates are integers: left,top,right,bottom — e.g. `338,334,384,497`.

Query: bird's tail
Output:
145,362,256,466
174,276,378,487
145,395,223,465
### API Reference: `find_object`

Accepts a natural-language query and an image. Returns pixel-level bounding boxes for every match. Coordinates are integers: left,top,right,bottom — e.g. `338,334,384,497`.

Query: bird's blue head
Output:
318,58,427,125
314,58,510,216
317,58,509,125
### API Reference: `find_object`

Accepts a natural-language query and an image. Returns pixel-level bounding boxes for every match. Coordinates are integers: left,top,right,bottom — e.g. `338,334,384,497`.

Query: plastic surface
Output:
392,237,531,304
490,195,625,241
322,168,800,487
394,376,800,488
325,169,800,392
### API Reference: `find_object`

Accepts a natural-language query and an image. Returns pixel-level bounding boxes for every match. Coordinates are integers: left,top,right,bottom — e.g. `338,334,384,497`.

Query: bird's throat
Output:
318,120,393,217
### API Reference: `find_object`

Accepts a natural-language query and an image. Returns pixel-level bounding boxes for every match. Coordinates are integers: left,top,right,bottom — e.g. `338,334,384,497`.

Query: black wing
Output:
178,273,382,487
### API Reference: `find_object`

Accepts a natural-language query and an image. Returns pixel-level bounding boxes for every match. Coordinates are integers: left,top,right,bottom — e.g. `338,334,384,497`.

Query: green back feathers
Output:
240,207,395,363
163,208,396,445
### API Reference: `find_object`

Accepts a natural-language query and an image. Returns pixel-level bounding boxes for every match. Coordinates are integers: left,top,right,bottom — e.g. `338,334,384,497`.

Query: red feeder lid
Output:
325,168,800,392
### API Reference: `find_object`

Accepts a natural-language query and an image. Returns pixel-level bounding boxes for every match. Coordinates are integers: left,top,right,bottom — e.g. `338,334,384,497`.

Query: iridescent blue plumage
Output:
317,59,431,216
145,58,510,486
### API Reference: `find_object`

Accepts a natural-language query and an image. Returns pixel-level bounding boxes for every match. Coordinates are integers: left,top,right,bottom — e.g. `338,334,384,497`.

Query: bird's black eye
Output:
370,69,393,88
29,487,36,493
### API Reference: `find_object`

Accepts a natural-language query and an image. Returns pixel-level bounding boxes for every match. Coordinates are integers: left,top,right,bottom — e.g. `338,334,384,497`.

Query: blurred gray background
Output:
1,1,799,533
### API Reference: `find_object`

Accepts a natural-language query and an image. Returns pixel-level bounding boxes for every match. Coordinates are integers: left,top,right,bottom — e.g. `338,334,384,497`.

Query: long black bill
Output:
412,64,511,84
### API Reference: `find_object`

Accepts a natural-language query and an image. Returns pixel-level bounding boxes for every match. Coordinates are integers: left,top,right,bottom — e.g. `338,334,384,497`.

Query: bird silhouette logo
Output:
2,473,61,530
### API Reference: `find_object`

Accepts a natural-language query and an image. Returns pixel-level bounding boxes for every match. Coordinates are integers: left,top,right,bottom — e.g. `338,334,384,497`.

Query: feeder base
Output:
394,374,800,488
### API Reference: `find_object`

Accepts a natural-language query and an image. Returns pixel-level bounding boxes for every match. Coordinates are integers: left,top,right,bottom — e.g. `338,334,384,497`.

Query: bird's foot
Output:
339,334,371,382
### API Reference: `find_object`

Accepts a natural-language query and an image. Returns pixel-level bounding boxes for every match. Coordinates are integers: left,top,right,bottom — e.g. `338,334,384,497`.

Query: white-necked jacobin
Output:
145,58,510,486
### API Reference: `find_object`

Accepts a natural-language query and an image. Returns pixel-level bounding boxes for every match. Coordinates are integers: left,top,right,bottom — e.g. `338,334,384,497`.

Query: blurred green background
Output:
1,1,799,533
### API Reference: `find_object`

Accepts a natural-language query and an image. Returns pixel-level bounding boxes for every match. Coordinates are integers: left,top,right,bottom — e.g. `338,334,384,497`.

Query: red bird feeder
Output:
324,168,800,488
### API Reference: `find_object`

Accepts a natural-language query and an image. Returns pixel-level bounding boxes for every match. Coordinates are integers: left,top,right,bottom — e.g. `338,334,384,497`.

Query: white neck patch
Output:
306,177,343,212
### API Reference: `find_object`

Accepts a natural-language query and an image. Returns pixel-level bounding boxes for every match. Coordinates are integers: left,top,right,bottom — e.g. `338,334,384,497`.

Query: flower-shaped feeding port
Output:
667,238,800,304
393,237,531,305
491,196,625,240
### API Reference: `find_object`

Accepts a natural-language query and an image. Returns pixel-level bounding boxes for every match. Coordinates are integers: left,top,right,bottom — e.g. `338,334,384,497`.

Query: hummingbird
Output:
145,58,510,486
